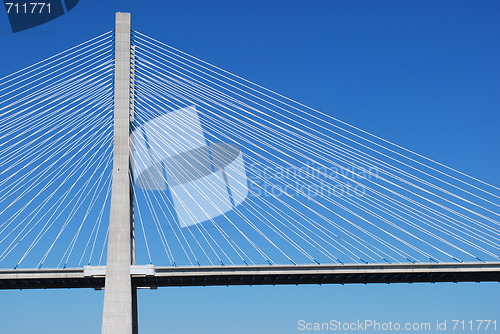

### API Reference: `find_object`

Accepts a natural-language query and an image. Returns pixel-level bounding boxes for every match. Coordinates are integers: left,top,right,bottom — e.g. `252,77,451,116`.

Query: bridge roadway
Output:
0,262,499,290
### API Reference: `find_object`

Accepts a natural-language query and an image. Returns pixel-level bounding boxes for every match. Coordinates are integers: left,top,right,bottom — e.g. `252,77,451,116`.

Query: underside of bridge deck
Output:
0,262,498,290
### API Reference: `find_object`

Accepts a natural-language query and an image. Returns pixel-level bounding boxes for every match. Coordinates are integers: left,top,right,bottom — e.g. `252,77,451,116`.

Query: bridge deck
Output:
0,262,498,290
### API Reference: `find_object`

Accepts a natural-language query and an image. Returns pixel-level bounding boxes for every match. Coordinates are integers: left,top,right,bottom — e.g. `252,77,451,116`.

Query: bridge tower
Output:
101,12,137,334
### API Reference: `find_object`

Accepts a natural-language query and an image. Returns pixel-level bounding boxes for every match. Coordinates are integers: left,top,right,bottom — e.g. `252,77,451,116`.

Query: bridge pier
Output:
101,12,136,334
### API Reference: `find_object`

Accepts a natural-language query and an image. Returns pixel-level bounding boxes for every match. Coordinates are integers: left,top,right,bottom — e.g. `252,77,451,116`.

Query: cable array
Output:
130,30,500,266
0,29,498,269
0,32,114,268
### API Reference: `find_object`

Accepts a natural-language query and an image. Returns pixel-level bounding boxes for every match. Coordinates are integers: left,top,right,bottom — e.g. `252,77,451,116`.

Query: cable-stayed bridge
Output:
0,13,498,334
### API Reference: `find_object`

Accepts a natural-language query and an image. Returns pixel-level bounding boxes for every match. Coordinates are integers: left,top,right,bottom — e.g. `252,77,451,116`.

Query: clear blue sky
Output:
0,1,499,333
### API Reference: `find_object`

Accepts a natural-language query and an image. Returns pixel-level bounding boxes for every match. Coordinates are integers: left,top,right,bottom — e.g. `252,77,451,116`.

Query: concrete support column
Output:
102,12,135,334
